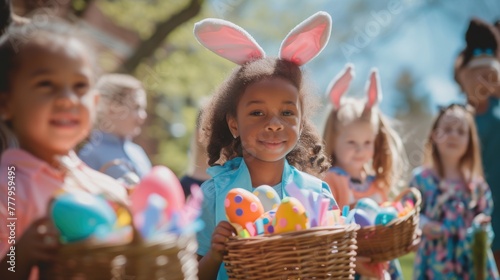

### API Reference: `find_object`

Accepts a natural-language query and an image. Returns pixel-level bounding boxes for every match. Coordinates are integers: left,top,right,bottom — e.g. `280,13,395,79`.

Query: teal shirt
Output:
196,157,337,280
475,97,500,251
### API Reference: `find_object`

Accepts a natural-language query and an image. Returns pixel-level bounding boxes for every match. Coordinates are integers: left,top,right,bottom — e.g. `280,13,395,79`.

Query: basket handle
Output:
393,187,422,210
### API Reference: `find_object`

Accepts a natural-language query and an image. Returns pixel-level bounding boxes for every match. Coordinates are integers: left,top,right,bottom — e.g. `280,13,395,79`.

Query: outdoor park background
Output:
10,0,500,277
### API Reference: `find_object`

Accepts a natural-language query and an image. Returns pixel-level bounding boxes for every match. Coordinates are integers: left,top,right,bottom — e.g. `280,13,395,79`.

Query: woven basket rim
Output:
228,223,360,243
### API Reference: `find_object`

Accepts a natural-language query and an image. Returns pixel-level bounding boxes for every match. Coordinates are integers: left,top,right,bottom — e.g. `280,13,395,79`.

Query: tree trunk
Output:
119,0,203,74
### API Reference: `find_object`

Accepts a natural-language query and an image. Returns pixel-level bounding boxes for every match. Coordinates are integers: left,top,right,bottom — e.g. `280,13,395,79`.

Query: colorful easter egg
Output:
130,166,185,221
345,208,372,227
375,207,398,225
253,185,280,212
354,198,380,223
255,210,277,235
51,191,117,243
274,197,308,234
225,188,264,227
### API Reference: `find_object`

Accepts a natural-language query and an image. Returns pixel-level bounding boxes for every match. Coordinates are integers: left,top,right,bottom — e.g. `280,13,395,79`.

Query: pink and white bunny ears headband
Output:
327,63,382,110
193,11,332,66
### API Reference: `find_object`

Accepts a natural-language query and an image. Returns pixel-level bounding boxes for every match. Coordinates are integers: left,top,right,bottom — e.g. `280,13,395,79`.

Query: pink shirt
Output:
0,148,127,279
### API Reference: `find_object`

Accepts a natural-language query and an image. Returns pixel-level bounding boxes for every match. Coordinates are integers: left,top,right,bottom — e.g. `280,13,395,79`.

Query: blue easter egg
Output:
253,185,280,212
346,208,372,227
51,192,117,242
355,198,380,222
374,207,398,226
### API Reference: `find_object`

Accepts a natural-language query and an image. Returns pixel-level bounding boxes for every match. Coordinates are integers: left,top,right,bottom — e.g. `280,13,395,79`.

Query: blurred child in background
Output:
322,64,407,279
79,74,152,182
0,19,127,279
454,17,500,267
411,104,498,279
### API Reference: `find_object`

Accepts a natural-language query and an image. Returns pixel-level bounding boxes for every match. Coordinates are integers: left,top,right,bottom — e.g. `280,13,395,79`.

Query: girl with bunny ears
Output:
322,64,407,279
193,12,338,280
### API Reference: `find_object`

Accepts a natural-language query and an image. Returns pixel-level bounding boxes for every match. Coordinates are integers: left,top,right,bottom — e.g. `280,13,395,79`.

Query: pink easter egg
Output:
225,188,264,228
130,166,185,220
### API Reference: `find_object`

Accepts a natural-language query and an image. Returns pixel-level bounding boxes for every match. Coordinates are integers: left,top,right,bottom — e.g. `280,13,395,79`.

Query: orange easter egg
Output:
225,188,264,227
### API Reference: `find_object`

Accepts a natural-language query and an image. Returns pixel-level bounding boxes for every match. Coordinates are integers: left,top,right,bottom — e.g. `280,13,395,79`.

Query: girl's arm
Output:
198,221,236,280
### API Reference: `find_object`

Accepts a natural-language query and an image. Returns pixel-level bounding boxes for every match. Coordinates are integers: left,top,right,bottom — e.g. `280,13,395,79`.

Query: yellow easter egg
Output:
273,197,308,234
225,188,264,227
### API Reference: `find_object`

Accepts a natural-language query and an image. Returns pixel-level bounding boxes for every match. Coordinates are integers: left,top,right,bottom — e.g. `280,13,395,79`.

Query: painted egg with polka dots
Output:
273,197,308,234
225,188,264,227
254,209,277,235
253,185,280,212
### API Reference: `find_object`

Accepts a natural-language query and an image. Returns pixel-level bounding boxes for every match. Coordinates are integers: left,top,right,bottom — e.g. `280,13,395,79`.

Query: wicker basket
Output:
355,187,421,262
39,157,199,280
40,230,198,280
224,223,359,279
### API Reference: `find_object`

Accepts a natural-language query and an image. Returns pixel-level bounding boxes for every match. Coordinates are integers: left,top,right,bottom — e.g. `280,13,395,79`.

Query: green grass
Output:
399,252,415,279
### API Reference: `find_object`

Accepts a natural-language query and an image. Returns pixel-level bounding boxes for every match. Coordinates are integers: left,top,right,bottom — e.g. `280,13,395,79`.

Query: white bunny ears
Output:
327,63,382,109
193,11,332,66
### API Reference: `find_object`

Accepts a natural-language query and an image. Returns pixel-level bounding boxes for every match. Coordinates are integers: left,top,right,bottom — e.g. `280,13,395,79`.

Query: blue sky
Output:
207,0,500,117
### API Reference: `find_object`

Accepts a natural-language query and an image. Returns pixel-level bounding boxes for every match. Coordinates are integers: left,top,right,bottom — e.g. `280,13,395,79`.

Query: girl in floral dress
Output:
411,104,499,279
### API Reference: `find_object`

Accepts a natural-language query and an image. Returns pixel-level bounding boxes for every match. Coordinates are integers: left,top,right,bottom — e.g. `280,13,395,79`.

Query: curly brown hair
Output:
200,57,330,177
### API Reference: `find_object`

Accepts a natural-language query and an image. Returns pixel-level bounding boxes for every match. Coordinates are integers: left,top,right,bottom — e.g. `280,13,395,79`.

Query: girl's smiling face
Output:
432,108,470,162
3,37,96,164
333,120,376,173
227,78,301,165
